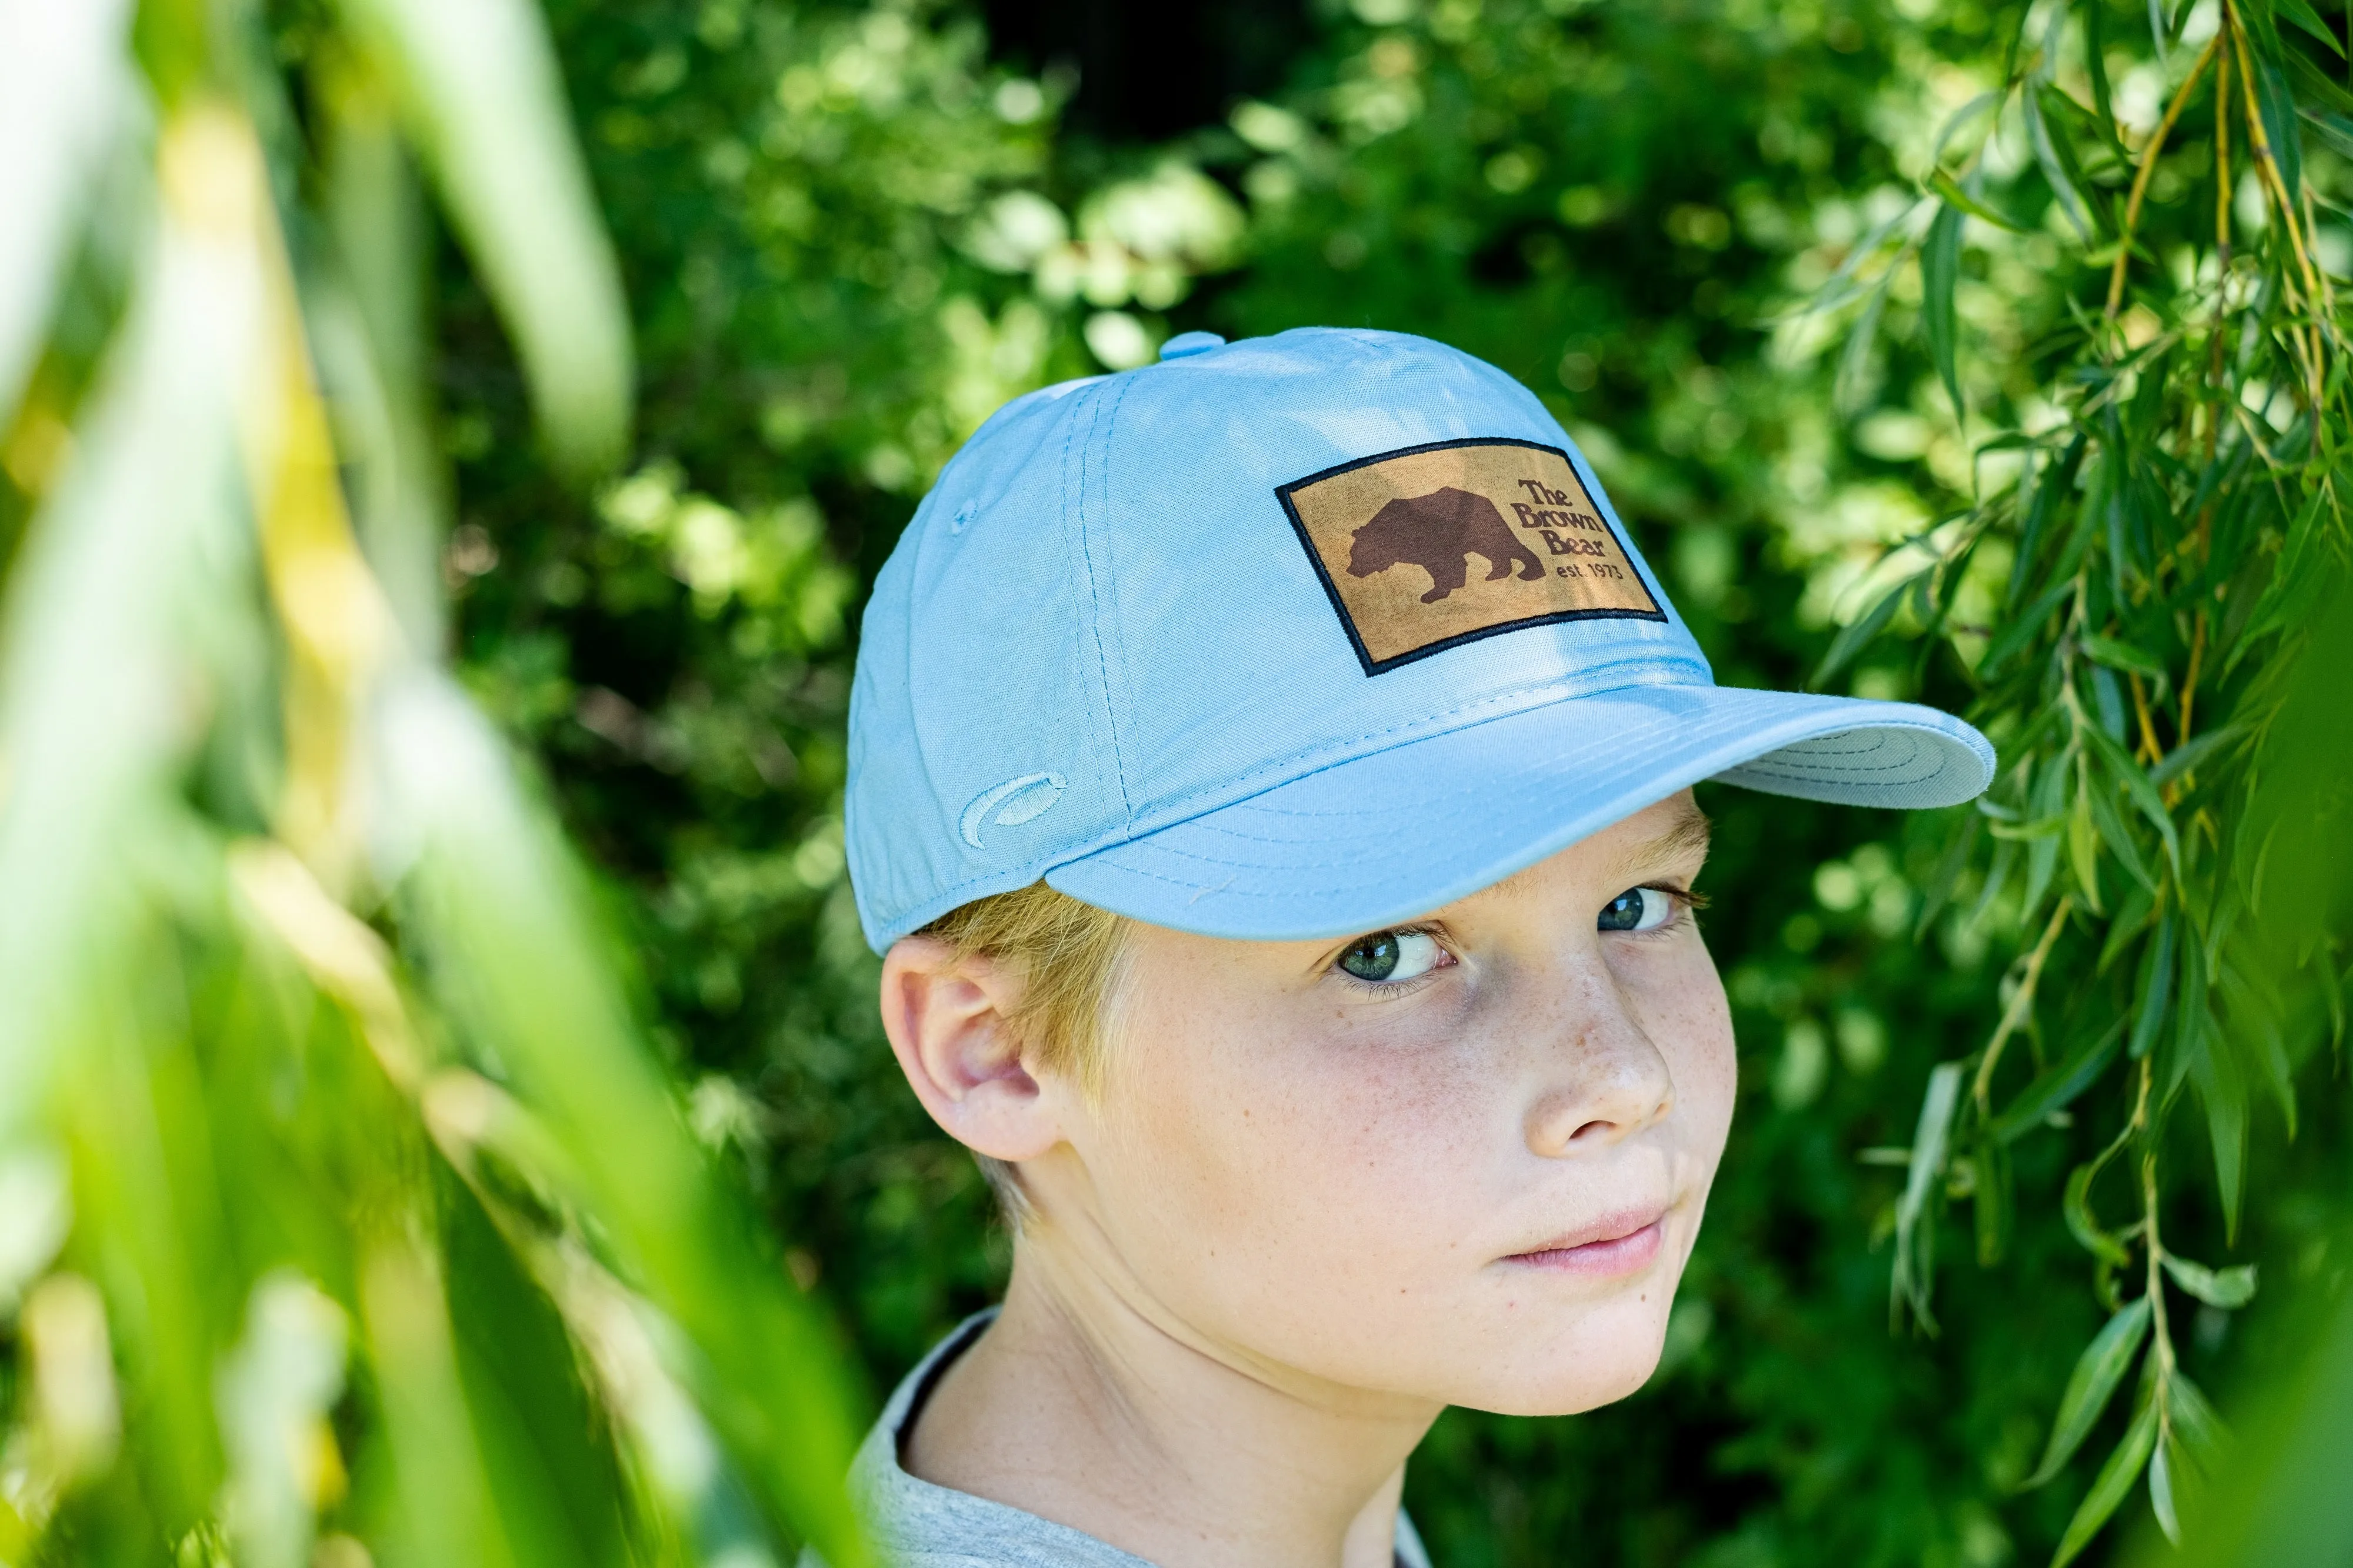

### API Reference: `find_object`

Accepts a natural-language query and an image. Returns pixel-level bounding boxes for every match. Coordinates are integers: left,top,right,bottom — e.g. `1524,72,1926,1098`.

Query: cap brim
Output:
1045,684,1992,940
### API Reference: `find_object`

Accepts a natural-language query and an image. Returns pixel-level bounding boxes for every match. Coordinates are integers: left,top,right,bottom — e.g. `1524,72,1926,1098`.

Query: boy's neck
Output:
902,1213,1441,1568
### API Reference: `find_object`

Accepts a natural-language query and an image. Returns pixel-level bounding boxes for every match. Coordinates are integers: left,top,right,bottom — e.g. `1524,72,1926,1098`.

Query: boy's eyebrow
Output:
1627,799,1713,875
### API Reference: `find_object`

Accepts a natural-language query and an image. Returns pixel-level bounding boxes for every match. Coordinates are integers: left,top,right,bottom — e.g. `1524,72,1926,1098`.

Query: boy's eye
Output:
1598,887,1677,933
1336,929,1448,984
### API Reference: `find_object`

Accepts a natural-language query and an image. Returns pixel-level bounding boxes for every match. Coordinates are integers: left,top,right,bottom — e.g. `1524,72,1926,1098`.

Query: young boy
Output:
836,328,1991,1567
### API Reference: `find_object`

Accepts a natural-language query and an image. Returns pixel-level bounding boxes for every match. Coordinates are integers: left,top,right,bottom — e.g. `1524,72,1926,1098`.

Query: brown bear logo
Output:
1346,486,1547,604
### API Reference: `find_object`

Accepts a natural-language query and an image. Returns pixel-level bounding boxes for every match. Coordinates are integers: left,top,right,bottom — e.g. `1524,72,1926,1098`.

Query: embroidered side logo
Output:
959,771,1067,850
1277,437,1664,673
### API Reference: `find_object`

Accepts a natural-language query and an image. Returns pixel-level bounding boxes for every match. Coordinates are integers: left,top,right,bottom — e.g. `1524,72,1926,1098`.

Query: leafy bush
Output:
4,0,2349,1565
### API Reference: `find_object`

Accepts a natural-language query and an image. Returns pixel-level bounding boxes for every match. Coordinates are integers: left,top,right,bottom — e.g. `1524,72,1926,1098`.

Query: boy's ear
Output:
878,936,1065,1162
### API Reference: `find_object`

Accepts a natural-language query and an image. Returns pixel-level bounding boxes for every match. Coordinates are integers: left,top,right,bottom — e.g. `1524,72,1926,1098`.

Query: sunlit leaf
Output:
0,0,134,423
1892,1062,1965,1331
334,0,632,477
2249,50,2306,216
2025,84,2097,241
0,108,268,1137
1814,568,1926,688
376,675,871,1565
1835,264,1897,415
2085,0,2120,148
2069,784,2105,914
1927,171,2029,234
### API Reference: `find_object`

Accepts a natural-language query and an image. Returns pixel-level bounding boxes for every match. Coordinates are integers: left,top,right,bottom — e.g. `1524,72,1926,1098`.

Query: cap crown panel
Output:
1092,331,1709,828
847,328,1730,948
847,381,1128,933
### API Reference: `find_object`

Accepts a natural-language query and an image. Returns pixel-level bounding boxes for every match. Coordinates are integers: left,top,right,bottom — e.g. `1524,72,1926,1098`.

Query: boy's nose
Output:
1521,978,1676,1157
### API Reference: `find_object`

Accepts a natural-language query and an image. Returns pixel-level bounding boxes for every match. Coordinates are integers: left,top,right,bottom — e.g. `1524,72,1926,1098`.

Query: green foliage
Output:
6,1,2353,1566
1818,1,2353,1559
0,1,867,1563
448,0,2353,1564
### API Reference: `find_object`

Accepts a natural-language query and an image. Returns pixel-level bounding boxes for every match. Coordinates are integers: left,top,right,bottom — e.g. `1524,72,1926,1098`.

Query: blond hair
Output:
917,881,1128,1217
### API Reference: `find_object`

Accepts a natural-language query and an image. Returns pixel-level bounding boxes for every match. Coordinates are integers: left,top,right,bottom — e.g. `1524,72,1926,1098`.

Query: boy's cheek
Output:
1083,1008,1710,1407
1096,945,1725,1400
1081,1002,1488,1301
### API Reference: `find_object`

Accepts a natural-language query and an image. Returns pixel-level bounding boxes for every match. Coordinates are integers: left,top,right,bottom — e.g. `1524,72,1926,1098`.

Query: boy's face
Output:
1029,790,1732,1416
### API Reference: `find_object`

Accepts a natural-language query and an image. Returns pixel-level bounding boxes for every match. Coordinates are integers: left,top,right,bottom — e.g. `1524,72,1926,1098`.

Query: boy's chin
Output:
1452,1353,1664,1417
1439,1306,1673,1417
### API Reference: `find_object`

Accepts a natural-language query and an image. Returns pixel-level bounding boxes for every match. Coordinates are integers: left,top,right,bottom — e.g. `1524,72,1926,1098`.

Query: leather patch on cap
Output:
1277,437,1665,673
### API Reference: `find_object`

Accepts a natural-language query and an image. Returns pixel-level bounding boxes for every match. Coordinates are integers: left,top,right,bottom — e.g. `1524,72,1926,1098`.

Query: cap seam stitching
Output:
864,695,1979,940
865,662,1707,933
1075,375,1136,829
1130,660,1708,823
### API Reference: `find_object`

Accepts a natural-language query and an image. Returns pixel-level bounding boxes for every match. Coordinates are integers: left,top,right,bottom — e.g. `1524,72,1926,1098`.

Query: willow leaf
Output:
1994,1020,2124,1143
2079,633,2166,682
1814,568,1925,688
2149,1434,2181,1546
1922,204,1964,419
2028,1296,2153,1488
2080,719,2179,875
1892,1062,1965,1329
2162,1255,2258,1309
2168,1370,2231,1467
2151,726,2240,789
2275,0,2347,58
0,0,135,421
2025,84,2097,241
2187,1020,2248,1242
2087,779,2155,895
2065,1161,2134,1268
1928,170,2028,232
335,0,632,476
2251,51,2305,210
2129,910,2175,1059
2051,1396,2159,1567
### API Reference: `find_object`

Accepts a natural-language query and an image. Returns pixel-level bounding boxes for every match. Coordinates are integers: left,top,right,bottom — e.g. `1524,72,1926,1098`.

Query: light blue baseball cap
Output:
845,327,1992,950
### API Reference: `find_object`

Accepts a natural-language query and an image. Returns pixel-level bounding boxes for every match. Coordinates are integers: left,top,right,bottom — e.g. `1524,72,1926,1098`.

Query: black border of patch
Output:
1275,436,1668,676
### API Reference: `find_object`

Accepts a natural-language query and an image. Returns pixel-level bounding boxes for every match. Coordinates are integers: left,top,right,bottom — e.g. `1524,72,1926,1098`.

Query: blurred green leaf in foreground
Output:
0,1,866,1563
2131,578,2353,1568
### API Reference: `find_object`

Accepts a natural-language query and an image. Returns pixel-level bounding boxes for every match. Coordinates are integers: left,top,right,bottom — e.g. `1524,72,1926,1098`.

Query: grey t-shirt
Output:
802,1309,1434,1568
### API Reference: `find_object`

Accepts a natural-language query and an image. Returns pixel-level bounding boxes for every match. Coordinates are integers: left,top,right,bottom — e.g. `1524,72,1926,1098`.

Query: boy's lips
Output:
1498,1206,1669,1276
